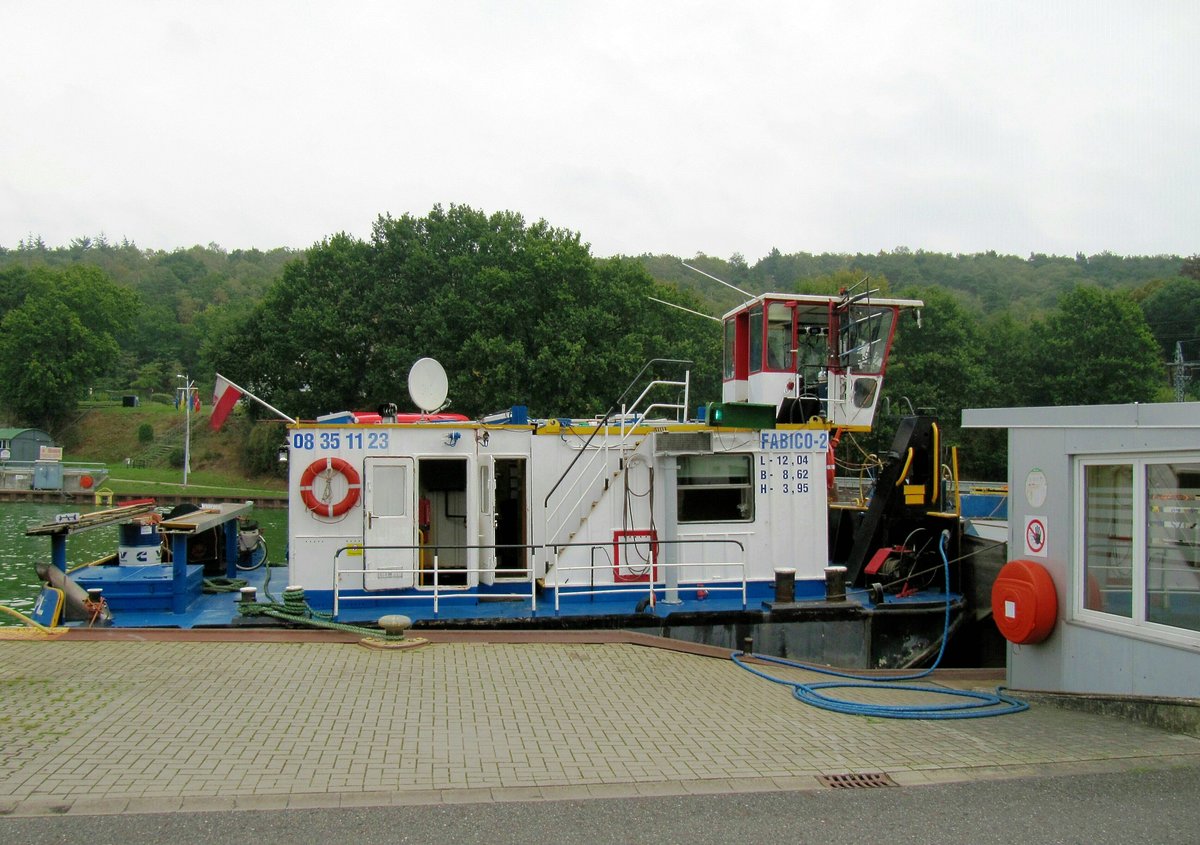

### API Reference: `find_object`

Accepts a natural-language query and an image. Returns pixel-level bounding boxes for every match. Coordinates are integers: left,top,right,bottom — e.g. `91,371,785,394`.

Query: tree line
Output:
1,209,1196,479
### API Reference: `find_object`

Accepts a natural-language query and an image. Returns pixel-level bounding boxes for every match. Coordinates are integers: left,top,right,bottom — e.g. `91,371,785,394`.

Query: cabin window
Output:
765,303,793,371
677,454,753,523
838,305,895,374
1078,457,1200,642
748,306,764,373
373,463,409,516
723,318,735,380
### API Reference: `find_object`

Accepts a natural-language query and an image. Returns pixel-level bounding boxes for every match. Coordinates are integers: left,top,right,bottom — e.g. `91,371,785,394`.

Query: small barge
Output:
18,288,987,668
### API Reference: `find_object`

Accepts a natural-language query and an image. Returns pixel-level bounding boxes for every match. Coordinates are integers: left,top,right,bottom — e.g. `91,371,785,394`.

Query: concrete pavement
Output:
2,630,1199,818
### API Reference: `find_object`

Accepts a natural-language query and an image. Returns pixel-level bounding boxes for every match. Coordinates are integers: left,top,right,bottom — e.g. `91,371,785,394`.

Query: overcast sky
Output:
2,2,1196,261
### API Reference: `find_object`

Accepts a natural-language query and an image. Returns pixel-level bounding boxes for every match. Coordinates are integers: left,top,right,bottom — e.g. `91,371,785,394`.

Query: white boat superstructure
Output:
283,290,929,628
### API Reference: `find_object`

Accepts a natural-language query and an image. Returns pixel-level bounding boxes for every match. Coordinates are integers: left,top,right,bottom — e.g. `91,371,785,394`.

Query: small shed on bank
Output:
963,402,1200,699
0,427,54,463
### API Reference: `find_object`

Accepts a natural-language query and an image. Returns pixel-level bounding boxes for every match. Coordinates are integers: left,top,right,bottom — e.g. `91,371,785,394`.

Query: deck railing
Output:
330,536,745,619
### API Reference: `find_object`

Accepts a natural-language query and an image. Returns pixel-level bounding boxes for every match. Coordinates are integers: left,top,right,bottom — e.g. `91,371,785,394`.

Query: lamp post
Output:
177,374,193,486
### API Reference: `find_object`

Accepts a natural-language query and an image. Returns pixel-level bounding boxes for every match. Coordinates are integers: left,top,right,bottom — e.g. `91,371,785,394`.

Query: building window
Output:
1083,464,1133,618
1078,457,1200,642
1146,462,1200,633
677,454,753,523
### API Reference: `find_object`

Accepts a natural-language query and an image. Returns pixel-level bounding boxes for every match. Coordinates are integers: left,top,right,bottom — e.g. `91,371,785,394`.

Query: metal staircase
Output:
543,360,691,551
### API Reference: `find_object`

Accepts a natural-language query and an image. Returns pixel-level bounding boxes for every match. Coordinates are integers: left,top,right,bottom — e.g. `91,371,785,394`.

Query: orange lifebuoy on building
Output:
299,457,361,518
991,559,1058,644
80,474,94,489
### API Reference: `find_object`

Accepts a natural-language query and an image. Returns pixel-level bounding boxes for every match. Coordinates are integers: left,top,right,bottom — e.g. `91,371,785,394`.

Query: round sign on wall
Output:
1025,468,1048,508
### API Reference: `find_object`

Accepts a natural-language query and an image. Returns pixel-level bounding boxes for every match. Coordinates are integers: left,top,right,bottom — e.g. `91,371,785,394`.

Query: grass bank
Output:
59,402,287,499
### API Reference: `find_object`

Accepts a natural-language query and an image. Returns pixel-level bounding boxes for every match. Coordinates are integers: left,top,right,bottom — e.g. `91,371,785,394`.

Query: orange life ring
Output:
81,474,94,489
299,457,361,518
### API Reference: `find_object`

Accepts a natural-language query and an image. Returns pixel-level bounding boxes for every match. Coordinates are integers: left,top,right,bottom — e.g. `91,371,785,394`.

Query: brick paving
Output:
1,634,1199,817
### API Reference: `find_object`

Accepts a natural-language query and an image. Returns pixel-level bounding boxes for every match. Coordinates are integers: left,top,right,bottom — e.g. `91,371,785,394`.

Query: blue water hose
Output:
732,532,1028,719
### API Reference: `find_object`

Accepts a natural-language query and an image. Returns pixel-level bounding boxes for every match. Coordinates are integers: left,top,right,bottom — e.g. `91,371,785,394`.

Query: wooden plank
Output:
24,502,158,537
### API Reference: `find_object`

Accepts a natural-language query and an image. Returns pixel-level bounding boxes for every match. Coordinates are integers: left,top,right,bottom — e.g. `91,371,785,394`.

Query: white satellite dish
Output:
407,357,449,413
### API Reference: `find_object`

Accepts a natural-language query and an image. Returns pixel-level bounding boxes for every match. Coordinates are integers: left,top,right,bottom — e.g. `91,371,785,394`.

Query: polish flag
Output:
210,374,243,431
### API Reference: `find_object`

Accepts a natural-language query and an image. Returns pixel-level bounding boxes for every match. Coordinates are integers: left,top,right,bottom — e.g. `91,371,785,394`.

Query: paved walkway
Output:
2,631,1199,817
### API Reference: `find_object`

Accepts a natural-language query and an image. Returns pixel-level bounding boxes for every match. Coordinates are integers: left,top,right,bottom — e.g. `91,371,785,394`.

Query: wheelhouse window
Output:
723,318,735,380
748,306,764,373
1079,457,1200,639
765,303,793,371
838,305,896,374
677,454,753,523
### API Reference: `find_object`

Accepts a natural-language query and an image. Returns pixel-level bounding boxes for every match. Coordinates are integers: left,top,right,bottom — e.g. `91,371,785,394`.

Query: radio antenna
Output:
681,260,753,300
648,296,721,323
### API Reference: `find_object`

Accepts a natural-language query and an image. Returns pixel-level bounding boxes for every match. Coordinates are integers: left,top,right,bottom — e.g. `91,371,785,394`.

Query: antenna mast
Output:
647,296,721,323
681,260,753,300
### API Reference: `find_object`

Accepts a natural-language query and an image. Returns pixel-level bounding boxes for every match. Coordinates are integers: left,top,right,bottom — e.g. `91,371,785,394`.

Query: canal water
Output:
0,502,287,624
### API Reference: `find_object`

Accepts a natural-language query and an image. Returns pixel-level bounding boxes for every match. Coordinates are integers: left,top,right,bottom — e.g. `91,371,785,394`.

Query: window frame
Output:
1075,453,1200,650
676,453,755,524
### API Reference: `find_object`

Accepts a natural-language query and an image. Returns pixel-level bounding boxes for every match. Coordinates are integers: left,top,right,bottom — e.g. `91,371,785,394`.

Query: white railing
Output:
329,536,745,619
550,537,747,611
332,543,540,618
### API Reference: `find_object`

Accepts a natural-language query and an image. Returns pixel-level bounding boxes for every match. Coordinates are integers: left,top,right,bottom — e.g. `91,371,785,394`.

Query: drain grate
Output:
817,772,898,789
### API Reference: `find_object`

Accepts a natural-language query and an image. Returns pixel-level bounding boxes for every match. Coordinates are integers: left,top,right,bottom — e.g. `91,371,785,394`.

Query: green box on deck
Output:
704,402,777,429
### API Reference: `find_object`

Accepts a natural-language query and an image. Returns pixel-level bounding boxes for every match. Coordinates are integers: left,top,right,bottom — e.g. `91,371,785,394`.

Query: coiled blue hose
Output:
731,532,1028,719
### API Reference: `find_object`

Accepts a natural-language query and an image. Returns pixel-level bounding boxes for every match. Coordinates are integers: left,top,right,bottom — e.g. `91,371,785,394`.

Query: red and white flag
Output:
210,374,243,431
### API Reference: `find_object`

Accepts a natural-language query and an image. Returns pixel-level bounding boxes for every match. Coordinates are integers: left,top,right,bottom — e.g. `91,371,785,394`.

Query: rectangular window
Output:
373,463,408,516
723,318,735,380
766,303,793,371
1083,464,1133,618
1078,456,1200,643
748,306,764,373
1145,462,1200,633
677,454,753,523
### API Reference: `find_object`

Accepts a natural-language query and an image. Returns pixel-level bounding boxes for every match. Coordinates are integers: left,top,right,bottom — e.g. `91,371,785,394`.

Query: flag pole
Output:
215,373,298,425
177,373,192,486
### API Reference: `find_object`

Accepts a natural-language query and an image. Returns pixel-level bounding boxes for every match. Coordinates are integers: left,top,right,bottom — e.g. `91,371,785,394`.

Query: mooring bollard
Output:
824,565,847,602
774,567,796,603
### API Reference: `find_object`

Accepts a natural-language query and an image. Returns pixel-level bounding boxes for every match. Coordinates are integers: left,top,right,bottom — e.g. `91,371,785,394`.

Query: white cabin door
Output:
826,372,882,429
363,456,416,590
478,456,496,585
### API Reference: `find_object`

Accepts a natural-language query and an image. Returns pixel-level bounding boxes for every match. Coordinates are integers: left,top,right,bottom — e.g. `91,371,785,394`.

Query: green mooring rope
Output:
204,577,248,594
237,586,381,637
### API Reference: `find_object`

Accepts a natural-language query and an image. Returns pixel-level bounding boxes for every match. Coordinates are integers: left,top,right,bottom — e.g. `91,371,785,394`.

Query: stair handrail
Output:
542,360,692,550
543,359,691,510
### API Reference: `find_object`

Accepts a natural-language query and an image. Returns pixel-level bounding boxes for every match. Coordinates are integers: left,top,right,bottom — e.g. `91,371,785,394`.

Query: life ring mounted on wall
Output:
300,457,362,518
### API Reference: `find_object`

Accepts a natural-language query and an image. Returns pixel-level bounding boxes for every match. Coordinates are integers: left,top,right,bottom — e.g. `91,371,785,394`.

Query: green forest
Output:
2,205,1198,479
